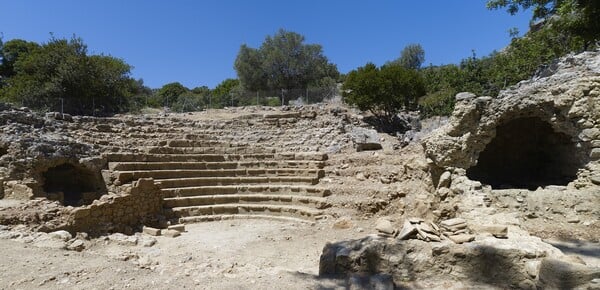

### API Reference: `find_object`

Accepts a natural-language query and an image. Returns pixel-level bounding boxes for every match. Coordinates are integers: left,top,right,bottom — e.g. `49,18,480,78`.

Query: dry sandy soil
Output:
0,219,368,290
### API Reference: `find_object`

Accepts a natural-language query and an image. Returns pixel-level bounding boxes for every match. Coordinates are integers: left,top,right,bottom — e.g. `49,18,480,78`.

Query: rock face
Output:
423,50,600,189
538,258,600,289
319,234,599,289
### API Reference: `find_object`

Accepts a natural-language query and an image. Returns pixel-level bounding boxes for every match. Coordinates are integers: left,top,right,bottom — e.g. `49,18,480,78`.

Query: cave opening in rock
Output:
467,117,582,190
42,163,105,206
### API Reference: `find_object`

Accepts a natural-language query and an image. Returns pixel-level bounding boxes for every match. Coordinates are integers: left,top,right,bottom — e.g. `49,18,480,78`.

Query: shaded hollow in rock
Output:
0,145,7,157
42,163,105,206
467,117,582,190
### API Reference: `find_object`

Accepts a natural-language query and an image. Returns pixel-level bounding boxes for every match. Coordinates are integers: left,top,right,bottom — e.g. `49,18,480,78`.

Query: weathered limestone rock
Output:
48,230,72,241
423,51,600,188
477,225,508,239
591,148,600,160
319,234,567,288
455,92,476,101
525,260,541,278
351,128,382,152
108,233,138,246
447,234,475,244
67,239,85,251
590,175,600,185
163,229,181,238
375,218,395,236
397,218,442,242
333,216,353,229
167,224,185,232
143,226,161,236
538,258,600,289
3,181,34,199
440,218,468,235
437,171,452,188
397,220,417,240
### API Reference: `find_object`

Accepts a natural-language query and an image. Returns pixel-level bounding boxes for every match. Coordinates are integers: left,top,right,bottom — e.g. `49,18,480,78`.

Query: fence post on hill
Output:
306,87,309,104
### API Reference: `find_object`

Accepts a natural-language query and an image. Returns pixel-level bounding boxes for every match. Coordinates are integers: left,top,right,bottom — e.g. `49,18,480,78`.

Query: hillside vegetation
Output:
0,1,598,117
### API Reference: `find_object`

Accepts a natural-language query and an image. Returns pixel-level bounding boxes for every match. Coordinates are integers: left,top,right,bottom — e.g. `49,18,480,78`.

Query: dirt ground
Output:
0,219,366,290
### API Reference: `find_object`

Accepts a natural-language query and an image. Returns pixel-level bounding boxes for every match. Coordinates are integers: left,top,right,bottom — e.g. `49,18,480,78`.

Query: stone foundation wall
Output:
67,178,162,234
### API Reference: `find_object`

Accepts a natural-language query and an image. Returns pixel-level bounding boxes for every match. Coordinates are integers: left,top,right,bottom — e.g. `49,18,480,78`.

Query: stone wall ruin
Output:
465,117,583,189
423,50,600,190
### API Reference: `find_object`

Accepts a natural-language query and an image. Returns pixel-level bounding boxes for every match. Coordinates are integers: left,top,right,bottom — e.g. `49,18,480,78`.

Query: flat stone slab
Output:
163,229,181,238
143,226,161,236
167,224,186,232
448,234,475,244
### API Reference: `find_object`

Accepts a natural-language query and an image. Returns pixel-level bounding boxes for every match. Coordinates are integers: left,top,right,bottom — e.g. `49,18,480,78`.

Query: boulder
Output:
67,239,85,252
538,258,600,289
351,128,382,152
375,218,395,235
437,171,452,188
49,230,72,241
333,216,353,229
455,92,476,101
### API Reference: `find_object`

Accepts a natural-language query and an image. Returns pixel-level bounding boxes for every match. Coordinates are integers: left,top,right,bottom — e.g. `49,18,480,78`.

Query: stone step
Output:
169,204,323,220
179,214,315,224
147,146,276,154
163,194,329,208
105,152,327,162
161,185,331,198
167,140,250,148
108,160,325,171
114,168,325,184
156,176,319,188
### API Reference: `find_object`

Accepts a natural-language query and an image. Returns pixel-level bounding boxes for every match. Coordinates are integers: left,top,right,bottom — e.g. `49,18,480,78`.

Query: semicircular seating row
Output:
104,134,331,225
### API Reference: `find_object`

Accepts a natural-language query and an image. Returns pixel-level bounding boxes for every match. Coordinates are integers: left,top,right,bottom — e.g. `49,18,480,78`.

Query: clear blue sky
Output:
1,1,531,89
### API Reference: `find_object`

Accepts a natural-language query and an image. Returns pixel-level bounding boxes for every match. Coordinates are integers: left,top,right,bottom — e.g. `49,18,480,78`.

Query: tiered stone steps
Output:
105,141,330,224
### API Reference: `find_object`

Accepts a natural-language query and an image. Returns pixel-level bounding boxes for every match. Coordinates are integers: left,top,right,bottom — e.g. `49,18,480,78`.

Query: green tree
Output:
157,82,189,107
392,44,426,69
487,0,600,48
0,39,40,83
211,78,241,108
234,45,266,91
234,29,339,91
418,64,464,117
0,36,136,115
343,63,425,123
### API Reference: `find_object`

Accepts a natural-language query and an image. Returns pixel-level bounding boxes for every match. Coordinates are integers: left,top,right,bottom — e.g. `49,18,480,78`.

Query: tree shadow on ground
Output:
363,115,412,135
462,245,530,288
314,236,416,289
546,239,600,260
289,271,347,290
